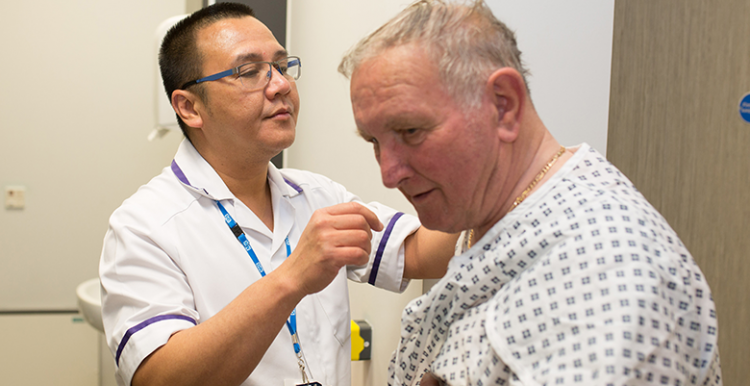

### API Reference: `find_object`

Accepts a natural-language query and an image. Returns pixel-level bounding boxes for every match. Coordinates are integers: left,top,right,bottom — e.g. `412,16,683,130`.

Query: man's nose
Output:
378,146,410,189
266,66,292,96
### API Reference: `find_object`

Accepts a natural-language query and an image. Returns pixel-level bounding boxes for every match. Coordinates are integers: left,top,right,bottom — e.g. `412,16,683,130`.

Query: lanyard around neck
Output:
215,201,301,354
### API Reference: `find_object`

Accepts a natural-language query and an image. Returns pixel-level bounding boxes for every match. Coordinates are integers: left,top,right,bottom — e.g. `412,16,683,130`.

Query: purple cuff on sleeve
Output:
116,314,197,366
368,212,405,285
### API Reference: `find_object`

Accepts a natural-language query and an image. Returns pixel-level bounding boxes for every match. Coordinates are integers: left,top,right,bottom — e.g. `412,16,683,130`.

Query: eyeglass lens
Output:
236,57,301,89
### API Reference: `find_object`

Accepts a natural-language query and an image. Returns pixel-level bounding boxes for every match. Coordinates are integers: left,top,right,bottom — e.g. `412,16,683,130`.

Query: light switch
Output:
5,186,26,209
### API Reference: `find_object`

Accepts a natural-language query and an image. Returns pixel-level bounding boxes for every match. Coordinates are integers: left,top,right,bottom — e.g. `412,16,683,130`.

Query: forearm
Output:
130,203,379,385
403,228,459,279
132,268,304,386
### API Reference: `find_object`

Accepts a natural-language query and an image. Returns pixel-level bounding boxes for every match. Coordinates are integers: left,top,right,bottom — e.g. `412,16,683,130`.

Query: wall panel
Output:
608,1,750,384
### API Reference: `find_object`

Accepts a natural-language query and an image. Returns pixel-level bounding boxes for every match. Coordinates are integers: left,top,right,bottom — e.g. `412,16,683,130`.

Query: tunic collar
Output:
170,139,301,245
170,139,302,200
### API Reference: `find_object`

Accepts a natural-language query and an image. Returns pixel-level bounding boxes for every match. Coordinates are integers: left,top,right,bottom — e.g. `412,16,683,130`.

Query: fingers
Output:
323,202,384,232
420,373,442,386
307,212,373,263
287,203,386,295
321,244,370,266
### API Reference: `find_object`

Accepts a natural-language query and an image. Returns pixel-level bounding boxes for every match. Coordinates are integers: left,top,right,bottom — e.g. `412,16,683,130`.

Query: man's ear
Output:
171,89,204,129
486,67,528,143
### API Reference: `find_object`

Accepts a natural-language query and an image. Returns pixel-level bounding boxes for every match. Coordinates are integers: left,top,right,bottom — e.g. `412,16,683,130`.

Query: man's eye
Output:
401,128,422,141
371,139,380,157
357,131,377,145
365,136,379,150
239,69,261,78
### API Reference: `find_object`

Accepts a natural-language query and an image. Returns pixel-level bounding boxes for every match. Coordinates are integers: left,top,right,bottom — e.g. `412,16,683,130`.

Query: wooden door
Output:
608,1,750,384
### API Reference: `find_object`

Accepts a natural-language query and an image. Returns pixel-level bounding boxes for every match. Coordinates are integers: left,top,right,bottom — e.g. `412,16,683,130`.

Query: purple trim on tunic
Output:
115,314,197,366
368,212,405,285
284,178,303,193
171,160,191,186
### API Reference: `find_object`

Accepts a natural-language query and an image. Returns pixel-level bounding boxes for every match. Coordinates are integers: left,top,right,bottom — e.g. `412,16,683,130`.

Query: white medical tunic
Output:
100,139,420,386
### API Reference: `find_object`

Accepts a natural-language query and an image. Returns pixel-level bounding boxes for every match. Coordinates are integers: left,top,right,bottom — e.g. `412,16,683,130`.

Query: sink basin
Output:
76,278,104,333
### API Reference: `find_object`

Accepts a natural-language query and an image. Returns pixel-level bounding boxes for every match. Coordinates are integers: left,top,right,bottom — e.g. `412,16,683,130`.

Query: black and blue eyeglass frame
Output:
180,56,301,90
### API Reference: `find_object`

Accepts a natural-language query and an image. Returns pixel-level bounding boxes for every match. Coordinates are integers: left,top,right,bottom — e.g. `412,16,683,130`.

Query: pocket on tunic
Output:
314,270,351,347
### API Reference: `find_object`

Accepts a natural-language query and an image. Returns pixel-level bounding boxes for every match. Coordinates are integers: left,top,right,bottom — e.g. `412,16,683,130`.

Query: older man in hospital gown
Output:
340,0,722,385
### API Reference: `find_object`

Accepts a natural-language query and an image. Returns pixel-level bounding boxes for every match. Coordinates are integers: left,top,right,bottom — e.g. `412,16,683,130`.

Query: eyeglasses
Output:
180,56,301,91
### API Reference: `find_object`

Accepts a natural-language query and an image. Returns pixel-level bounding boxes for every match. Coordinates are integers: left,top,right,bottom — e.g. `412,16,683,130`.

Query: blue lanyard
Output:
216,201,301,354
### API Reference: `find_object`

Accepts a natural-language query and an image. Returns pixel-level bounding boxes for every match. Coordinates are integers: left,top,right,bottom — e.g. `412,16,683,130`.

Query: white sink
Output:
76,278,104,333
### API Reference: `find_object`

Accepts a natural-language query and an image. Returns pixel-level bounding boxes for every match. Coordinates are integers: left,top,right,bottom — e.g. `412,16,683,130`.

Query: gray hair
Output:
339,0,530,109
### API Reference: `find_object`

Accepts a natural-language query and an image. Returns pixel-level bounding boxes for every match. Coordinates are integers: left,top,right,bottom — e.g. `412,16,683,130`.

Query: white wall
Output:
0,0,185,310
0,1,186,384
489,1,615,154
0,314,99,385
286,1,614,385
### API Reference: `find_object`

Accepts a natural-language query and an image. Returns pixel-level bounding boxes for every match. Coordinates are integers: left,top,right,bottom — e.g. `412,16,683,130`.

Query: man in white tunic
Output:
339,1,722,385
100,3,456,386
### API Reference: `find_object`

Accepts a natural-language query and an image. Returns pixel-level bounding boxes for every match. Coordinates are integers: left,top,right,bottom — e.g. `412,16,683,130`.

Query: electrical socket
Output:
4,186,26,210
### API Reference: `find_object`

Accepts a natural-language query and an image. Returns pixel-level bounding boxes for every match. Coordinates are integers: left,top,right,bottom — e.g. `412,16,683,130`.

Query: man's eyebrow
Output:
383,116,422,130
273,49,290,59
234,49,289,65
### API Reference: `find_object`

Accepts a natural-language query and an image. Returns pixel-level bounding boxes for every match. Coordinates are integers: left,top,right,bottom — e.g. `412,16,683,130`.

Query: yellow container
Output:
351,320,372,361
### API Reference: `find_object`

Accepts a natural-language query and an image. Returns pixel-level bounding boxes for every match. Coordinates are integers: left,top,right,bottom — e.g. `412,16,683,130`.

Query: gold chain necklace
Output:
468,146,566,248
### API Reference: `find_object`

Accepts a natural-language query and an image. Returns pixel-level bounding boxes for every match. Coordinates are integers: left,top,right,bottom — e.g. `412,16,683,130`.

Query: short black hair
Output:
159,2,255,138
